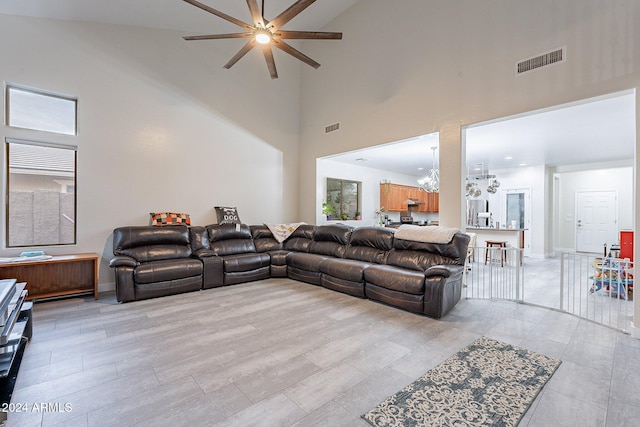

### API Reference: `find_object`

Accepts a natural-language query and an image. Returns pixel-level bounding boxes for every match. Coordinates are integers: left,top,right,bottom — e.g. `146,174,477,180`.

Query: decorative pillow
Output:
214,206,241,224
150,212,191,226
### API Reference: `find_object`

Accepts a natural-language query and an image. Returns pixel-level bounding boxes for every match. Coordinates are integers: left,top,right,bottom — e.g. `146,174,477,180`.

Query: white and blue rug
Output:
362,336,561,427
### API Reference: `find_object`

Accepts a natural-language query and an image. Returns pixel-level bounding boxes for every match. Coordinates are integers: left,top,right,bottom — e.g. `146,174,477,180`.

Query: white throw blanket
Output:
264,222,306,243
394,224,460,244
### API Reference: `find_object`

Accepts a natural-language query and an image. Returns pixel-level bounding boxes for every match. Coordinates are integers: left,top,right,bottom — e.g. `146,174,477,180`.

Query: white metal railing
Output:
464,247,634,333
464,246,524,302
560,252,634,332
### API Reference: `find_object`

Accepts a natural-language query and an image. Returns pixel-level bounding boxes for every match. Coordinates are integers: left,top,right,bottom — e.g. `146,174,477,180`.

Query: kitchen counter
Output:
386,222,439,229
466,227,527,265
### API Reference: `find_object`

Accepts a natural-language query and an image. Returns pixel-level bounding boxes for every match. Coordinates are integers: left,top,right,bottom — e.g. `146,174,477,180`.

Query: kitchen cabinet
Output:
380,183,406,211
380,183,439,213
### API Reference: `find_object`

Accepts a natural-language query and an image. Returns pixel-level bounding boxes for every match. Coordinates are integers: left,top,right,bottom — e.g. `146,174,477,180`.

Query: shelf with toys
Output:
589,243,634,300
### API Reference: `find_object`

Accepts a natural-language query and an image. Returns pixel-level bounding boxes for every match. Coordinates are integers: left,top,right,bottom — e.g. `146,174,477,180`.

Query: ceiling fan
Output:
182,0,343,79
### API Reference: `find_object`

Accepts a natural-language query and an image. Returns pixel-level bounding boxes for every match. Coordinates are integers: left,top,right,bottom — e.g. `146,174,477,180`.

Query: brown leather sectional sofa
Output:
110,223,470,319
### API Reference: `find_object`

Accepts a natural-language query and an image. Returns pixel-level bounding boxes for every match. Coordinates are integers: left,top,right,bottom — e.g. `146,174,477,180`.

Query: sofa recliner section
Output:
109,225,203,302
319,226,395,298
363,232,469,318
203,224,270,286
287,223,352,286
250,225,287,278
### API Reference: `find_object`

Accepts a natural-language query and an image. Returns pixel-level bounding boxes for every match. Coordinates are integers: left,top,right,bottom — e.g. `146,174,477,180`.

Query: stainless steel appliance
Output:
467,199,489,227
400,211,414,224
401,198,422,224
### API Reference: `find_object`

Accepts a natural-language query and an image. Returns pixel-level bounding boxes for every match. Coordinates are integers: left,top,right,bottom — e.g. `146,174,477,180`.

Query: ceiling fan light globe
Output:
255,32,272,44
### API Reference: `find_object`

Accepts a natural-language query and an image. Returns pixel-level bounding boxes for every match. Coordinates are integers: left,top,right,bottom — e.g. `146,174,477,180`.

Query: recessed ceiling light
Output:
519,163,527,167
417,167,424,171
505,156,513,160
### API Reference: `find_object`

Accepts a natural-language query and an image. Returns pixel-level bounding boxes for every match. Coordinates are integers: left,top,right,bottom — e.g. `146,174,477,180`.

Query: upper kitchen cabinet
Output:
380,183,407,211
380,183,438,212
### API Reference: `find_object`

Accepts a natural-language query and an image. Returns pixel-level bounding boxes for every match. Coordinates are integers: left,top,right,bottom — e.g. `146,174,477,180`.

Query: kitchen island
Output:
466,227,527,265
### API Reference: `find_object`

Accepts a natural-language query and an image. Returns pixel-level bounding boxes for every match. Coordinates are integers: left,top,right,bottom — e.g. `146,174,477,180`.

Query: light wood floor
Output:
8,278,640,426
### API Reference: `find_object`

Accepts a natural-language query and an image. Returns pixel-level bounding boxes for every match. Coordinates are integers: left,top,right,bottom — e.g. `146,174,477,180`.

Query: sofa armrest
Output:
109,255,138,268
192,249,218,259
423,265,465,318
424,264,463,278
200,255,224,289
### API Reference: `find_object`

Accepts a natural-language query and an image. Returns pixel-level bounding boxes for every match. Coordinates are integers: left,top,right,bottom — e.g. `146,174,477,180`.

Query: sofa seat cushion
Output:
365,283,424,314
287,252,328,272
134,259,202,284
319,258,370,282
364,265,425,295
222,253,271,273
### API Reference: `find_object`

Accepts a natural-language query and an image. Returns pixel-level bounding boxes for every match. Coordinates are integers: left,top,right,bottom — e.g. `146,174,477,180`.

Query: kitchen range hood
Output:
405,199,424,206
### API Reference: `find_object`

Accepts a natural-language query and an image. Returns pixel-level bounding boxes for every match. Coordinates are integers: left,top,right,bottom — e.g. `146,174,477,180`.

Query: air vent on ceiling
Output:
516,47,565,74
325,122,340,134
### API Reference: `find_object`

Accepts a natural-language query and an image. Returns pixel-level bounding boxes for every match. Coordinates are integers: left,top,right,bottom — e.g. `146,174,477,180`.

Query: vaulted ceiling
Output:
1,2,635,175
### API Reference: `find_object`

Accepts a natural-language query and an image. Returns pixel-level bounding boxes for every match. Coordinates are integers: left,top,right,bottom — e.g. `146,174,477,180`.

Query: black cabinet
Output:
0,280,32,422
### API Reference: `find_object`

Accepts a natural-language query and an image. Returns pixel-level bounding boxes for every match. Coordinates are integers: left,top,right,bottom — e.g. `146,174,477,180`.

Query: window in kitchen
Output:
5,139,77,247
326,178,361,220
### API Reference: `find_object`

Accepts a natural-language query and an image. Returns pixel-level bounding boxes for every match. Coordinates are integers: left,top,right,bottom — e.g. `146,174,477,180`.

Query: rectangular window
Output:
326,178,361,221
5,84,77,135
6,139,77,247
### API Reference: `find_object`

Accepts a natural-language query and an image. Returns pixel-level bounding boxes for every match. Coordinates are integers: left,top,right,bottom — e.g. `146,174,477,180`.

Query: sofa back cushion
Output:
250,225,283,252
113,225,192,262
309,224,353,258
386,232,470,271
283,224,316,252
345,227,394,264
206,224,256,256
189,226,209,252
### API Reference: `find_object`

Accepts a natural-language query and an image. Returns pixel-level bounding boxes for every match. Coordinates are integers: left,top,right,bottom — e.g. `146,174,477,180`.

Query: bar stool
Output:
485,240,507,267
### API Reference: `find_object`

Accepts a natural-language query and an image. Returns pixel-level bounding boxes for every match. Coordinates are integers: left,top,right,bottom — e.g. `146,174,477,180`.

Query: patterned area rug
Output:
362,336,561,427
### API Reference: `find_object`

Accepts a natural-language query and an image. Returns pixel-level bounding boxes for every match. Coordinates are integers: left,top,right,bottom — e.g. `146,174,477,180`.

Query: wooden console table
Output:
0,253,99,300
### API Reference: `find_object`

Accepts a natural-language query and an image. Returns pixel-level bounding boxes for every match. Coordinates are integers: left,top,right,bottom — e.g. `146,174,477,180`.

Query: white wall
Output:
0,15,302,291
316,159,439,226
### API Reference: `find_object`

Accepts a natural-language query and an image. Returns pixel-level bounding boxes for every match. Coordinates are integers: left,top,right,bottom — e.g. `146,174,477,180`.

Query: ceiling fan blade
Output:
224,40,256,69
184,33,253,41
246,0,264,27
268,0,316,31
260,44,278,79
276,30,342,40
273,40,320,69
183,0,254,31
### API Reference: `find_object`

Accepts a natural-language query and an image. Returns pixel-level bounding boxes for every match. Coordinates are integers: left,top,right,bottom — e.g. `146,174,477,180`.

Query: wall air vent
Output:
324,122,340,133
516,47,565,74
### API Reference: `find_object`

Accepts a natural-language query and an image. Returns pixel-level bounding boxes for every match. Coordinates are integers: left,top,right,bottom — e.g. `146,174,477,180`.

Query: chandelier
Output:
418,146,439,192
465,163,500,197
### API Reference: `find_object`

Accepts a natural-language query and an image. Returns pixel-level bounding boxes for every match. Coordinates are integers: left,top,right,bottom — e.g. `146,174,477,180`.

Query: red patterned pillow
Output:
150,212,191,226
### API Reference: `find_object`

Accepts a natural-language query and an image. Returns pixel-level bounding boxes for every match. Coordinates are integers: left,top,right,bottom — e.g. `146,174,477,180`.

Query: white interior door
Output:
575,190,618,253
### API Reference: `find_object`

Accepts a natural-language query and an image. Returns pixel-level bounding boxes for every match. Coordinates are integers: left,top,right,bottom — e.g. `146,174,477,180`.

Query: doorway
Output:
575,190,618,254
